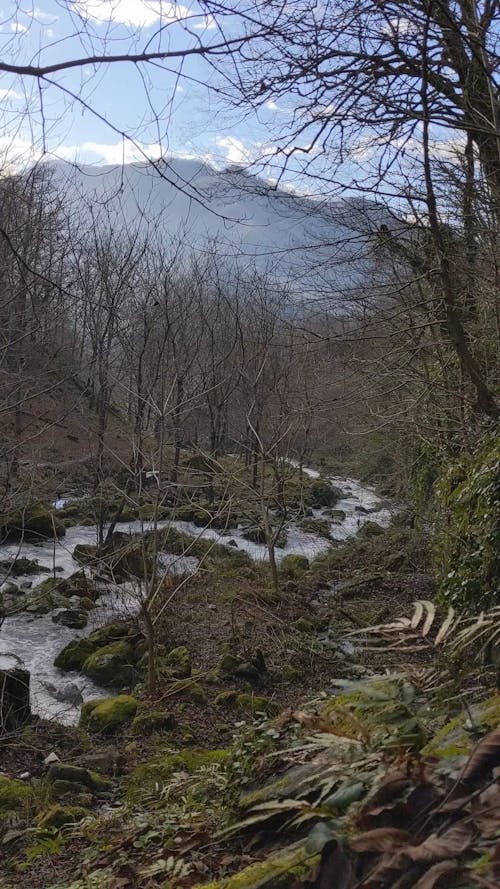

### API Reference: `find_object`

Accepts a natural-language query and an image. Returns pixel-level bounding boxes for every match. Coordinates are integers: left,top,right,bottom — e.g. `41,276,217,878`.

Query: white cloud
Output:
54,139,164,165
265,100,279,111
0,88,22,101
215,136,251,165
73,1,192,29
193,14,216,30
10,21,28,32
25,7,58,24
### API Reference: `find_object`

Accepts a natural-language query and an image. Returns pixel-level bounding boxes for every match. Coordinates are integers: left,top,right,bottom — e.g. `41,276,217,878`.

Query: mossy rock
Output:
281,554,309,575
128,748,229,802
236,694,279,717
131,711,176,735
294,617,314,634
47,762,111,793
87,621,139,645
36,804,88,829
219,651,242,676
215,690,238,707
54,638,99,672
0,557,49,577
358,521,385,538
0,776,34,812
57,570,96,599
25,580,72,614
422,694,500,761
167,679,207,704
305,479,342,508
80,596,95,611
324,509,347,522
80,695,138,733
82,640,136,686
191,841,318,889
73,543,98,566
299,518,332,538
2,504,65,542
165,645,192,679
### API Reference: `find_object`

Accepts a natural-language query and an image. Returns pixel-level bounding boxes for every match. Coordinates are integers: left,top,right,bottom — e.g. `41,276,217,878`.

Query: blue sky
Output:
0,0,283,172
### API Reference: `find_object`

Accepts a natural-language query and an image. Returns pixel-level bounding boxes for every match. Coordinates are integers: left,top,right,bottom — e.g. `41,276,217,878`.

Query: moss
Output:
54,638,98,671
36,805,87,829
82,640,136,686
128,748,229,801
281,554,310,575
305,479,342,508
165,645,192,679
0,776,34,812
131,711,176,734
235,694,279,717
358,521,385,538
298,518,332,538
219,652,242,675
47,762,112,793
73,543,98,565
294,617,314,633
215,691,238,707
191,842,318,889
80,694,138,733
168,679,207,704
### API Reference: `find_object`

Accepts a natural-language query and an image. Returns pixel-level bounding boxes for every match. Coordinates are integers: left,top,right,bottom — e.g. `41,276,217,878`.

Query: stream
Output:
0,476,393,725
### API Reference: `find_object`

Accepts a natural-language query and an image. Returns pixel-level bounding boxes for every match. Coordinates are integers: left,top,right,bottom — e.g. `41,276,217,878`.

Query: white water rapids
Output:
0,475,393,725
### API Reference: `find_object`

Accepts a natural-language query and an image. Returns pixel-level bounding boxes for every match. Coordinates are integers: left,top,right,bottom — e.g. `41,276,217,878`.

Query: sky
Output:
0,0,283,174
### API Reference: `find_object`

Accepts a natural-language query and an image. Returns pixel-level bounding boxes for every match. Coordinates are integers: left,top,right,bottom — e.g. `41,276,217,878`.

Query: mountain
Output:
55,158,388,301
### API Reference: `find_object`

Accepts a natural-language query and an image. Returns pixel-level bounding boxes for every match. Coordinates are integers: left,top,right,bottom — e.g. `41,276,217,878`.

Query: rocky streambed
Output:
0,475,393,725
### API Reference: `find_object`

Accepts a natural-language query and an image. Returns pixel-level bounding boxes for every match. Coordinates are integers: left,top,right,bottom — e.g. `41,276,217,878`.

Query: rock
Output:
131,711,176,735
20,581,32,591
235,694,279,717
281,554,310,575
43,682,83,706
18,772,30,781
0,775,34,814
294,617,314,633
0,658,30,728
227,539,238,547
52,609,88,629
306,479,343,508
82,640,136,686
234,663,263,685
165,645,191,679
77,750,123,775
44,752,60,766
358,521,385,538
1,505,65,542
215,690,238,707
324,509,347,522
0,558,49,577
219,651,242,675
1,582,20,596
36,805,88,829
54,638,98,672
79,695,138,733
87,621,140,645
47,762,111,793
73,543,98,566
79,596,95,611
167,680,207,704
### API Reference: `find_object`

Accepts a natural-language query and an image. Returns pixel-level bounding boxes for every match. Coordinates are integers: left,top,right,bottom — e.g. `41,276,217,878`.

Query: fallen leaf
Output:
462,727,500,784
350,827,412,853
406,824,472,863
412,860,463,889
317,839,353,889
470,782,500,837
366,771,410,808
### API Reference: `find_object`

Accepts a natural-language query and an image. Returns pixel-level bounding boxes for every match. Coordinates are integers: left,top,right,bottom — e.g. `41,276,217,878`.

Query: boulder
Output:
52,609,88,629
0,657,30,728
54,638,98,672
0,558,49,577
82,640,136,686
73,543,98,566
1,581,20,596
47,762,111,792
1,505,65,542
305,479,342,508
358,521,385,538
87,621,140,645
80,695,138,733
0,775,34,814
43,682,83,706
165,645,191,679
131,710,176,735
281,554,310,575
36,805,88,829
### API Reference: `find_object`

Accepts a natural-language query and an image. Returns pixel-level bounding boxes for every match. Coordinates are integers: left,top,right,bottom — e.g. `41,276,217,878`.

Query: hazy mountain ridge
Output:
55,157,387,296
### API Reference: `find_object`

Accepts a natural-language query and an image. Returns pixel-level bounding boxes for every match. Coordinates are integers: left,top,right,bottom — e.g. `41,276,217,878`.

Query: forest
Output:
0,1,499,887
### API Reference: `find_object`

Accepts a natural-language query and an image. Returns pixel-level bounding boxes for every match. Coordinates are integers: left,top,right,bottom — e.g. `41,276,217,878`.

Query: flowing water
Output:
0,475,393,724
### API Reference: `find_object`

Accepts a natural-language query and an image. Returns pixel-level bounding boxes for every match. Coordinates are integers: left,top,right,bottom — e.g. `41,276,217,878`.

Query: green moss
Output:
281,554,310,575
80,694,138,733
305,479,342,508
73,543,98,565
128,748,229,802
47,762,111,793
131,711,176,734
0,776,34,812
235,694,279,717
294,617,314,633
54,638,98,671
36,805,87,829
168,679,207,704
358,521,384,538
191,842,318,889
165,645,191,678
82,640,136,686
434,436,500,610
